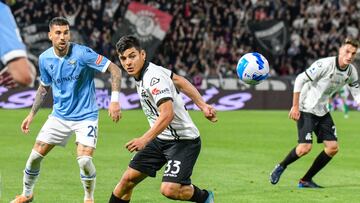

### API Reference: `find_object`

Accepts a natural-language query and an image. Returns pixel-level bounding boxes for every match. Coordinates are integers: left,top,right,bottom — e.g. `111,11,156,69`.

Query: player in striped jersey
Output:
109,36,216,203
270,38,360,188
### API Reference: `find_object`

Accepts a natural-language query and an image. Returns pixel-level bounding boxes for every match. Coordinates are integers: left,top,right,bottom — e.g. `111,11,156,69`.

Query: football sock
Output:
279,147,299,168
189,185,209,202
109,192,129,203
344,103,349,115
23,150,44,197
302,150,332,181
77,156,96,200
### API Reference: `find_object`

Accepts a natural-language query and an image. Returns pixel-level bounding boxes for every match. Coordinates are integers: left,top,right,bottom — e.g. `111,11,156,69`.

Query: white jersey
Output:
298,56,360,116
135,62,200,140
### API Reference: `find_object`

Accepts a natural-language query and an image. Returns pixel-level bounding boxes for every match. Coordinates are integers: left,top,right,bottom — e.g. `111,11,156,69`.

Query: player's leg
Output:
160,183,213,202
74,119,99,203
340,97,349,118
270,112,314,184
11,116,70,202
77,144,96,203
10,141,54,203
300,113,337,188
109,167,148,203
109,138,165,202
159,138,212,202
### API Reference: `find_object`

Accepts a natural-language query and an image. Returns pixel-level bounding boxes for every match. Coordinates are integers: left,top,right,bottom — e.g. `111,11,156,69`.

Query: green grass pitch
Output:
1,109,360,202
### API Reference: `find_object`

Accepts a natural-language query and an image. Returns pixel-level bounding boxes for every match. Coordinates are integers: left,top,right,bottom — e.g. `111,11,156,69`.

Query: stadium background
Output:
2,0,360,110
2,0,360,202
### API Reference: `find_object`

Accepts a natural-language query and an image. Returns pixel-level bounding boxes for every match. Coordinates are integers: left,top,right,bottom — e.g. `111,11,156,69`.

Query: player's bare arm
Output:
125,99,174,152
172,73,217,122
21,84,50,133
289,92,300,121
107,62,122,123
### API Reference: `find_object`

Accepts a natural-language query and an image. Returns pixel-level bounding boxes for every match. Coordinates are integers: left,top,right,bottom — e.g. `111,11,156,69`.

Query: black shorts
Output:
297,112,337,143
129,137,201,185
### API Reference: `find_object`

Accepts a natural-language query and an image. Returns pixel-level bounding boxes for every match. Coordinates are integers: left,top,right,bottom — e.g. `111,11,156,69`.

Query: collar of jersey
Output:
52,43,73,59
335,56,349,72
135,61,149,81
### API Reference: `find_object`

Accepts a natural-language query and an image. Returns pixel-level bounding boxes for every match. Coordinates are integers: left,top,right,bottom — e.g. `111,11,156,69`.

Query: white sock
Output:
22,150,44,197
77,156,96,200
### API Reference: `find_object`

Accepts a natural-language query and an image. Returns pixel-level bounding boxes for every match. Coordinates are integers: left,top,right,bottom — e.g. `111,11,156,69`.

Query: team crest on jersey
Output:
68,59,76,64
68,59,77,67
49,64,54,70
150,77,160,86
316,61,322,67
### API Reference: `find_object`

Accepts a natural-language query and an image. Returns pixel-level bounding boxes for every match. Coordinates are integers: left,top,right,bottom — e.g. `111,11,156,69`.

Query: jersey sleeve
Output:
0,3,27,65
147,70,173,107
81,46,110,73
38,56,52,86
304,59,327,81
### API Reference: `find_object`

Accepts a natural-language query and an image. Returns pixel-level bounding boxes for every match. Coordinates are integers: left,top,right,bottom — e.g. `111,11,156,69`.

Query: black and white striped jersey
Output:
135,62,200,140
299,56,360,116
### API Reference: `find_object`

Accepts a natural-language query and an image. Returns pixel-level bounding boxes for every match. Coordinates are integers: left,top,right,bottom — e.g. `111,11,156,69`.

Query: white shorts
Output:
36,115,99,148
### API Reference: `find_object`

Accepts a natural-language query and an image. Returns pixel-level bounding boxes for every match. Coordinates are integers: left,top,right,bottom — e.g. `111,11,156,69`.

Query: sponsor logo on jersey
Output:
141,89,149,98
95,55,103,65
151,87,170,95
309,67,316,74
53,74,80,84
150,77,160,86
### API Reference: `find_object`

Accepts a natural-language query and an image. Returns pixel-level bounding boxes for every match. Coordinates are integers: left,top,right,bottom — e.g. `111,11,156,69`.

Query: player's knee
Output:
325,145,339,156
77,156,96,177
118,172,137,190
297,144,312,156
25,150,44,171
160,183,179,199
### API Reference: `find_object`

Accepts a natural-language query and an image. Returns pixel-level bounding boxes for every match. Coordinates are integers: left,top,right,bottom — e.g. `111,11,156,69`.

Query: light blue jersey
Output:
39,43,110,121
0,2,27,66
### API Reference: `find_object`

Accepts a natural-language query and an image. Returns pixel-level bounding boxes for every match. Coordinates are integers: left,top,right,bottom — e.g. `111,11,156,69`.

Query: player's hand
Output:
108,102,121,123
125,137,149,152
21,114,34,134
0,69,18,88
289,106,300,121
200,104,218,122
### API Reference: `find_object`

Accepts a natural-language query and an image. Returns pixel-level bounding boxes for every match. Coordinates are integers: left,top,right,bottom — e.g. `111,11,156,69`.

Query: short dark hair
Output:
49,17,69,30
116,36,142,54
342,37,359,48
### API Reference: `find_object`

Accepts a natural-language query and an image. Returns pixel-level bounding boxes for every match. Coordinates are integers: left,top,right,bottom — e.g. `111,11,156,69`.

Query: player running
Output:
270,38,360,188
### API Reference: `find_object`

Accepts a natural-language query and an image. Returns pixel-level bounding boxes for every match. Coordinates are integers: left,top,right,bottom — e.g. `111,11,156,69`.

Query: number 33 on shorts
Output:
164,160,181,177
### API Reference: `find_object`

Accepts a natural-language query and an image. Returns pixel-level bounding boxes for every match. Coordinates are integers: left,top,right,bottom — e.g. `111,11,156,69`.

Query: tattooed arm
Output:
21,84,50,134
107,62,122,122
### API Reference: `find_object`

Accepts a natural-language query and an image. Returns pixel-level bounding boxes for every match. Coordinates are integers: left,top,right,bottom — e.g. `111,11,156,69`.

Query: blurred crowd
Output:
10,0,360,85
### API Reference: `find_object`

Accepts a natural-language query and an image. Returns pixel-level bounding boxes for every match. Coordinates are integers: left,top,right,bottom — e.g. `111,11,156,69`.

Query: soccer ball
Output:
236,52,269,85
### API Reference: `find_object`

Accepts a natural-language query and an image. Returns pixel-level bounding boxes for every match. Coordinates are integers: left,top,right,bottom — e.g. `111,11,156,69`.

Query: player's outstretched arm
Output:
125,99,174,152
21,84,50,134
107,62,122,123
172,73,217,122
